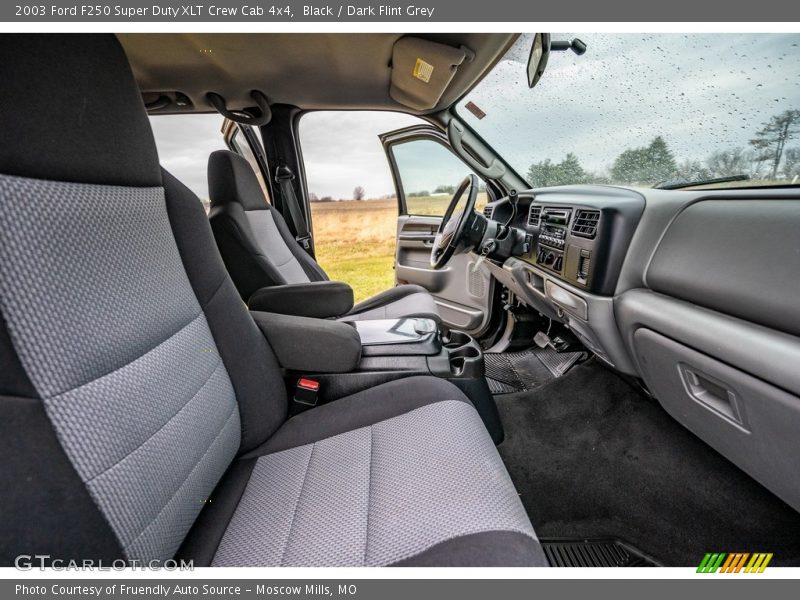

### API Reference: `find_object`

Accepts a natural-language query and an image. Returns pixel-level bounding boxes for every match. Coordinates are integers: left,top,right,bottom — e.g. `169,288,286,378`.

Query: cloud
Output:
299,111,421,199
151,111,420,201
150,114,227,200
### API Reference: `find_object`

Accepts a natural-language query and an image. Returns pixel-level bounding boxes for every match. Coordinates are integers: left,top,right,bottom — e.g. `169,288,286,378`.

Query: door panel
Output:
381,125,494,335
395,215,492,333
396,215,492,332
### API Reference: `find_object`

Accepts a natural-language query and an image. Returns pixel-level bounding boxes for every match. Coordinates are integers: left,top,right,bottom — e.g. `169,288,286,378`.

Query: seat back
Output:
0,35,286,564
208,150,327,300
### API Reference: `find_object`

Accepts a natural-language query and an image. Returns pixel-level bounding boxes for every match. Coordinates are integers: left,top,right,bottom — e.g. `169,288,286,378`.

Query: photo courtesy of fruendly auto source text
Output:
1,0,799,597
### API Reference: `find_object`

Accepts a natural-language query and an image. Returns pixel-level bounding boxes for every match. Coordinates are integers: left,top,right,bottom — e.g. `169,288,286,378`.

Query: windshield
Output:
457,33,800,189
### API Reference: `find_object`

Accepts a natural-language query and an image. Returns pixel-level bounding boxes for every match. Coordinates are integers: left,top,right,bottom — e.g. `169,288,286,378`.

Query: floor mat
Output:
485,346,583,394
497,360,800,567
541,539,659,567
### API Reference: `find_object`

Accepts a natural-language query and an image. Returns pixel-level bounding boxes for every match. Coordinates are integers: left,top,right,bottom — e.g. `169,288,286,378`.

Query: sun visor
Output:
390,37,468,111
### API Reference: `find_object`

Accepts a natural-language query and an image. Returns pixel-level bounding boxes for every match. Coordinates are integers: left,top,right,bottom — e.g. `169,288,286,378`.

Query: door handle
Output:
680,365,744,425
399,234,436,243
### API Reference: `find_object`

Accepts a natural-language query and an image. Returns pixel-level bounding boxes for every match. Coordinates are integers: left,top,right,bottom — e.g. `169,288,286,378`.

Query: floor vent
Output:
541,539,660,567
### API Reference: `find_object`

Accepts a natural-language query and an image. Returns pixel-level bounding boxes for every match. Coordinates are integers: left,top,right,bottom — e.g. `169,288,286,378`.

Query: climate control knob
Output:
544,252,556,266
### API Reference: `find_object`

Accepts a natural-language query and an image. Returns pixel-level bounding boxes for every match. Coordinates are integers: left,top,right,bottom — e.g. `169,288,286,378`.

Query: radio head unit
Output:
536,208,572,273
541,208,571,226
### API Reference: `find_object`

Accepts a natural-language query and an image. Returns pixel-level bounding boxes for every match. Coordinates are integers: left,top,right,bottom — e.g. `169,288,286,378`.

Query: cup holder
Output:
449,346,480,360
443,331,483,377
443,330,472,350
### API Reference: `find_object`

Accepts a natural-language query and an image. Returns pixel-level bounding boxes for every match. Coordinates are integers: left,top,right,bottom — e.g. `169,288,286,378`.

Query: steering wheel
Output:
430,174,479,269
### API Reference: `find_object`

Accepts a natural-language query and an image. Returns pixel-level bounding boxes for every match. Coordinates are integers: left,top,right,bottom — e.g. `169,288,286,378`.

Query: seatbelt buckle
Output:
294,377,320,407
296,234,312,250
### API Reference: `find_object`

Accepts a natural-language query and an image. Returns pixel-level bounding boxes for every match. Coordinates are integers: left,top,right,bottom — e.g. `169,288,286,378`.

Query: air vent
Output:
483,205,495,219
572,210,600,239
528,204,542,227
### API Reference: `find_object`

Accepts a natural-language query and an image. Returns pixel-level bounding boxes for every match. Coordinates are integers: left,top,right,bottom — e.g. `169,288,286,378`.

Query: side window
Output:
149,114,227,213
228,126,271,203
390,139,487,216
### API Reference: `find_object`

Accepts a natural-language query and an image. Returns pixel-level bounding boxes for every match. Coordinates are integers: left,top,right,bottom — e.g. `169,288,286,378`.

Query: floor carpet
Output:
496,360,800,566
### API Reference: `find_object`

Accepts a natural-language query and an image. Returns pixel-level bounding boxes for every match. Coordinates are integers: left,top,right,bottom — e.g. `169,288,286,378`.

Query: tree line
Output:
526,109,800,188
310,182,487,202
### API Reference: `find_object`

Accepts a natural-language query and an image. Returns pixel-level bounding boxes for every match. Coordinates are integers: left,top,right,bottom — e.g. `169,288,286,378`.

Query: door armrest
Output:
247,281,354,319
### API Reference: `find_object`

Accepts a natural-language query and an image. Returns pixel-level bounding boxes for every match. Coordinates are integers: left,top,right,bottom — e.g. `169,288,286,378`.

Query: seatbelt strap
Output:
275,164,312,252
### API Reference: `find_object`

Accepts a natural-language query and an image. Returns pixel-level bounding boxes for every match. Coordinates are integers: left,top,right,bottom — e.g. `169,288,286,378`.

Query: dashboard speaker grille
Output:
572,209,600,238
528,204,542,226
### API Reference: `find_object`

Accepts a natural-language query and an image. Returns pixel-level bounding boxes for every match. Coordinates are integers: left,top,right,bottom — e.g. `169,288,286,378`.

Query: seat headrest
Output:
208,150,270,211
0,34,161,187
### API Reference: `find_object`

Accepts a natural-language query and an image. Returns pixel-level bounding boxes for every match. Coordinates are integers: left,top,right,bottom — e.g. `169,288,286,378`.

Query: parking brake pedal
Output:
550,331,584,353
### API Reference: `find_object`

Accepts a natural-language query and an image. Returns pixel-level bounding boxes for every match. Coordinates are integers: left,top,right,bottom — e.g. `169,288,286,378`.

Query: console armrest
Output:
247,281,354,319
251,311,362,373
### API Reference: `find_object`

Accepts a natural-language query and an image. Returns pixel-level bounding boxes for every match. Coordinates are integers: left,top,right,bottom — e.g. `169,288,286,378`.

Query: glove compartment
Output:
632,327,800,512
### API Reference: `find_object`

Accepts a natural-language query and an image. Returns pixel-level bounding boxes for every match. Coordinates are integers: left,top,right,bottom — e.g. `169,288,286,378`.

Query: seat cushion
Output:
208,377,545,567
341,284,441,323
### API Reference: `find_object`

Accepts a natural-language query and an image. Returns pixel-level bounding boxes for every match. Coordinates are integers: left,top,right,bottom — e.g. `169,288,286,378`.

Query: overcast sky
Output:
150,111,421,201
150,33,800,199
150,114,227,200
299,111,420,198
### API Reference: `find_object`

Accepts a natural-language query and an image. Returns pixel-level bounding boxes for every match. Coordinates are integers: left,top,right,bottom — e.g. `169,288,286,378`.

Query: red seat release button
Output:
297,378,320,391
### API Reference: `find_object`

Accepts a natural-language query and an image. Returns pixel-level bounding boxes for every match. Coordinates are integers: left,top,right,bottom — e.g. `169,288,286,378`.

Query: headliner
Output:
117,33,518,116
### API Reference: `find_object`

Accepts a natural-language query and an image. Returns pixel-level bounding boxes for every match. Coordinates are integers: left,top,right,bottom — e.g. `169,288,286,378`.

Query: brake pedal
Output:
533,331,552,349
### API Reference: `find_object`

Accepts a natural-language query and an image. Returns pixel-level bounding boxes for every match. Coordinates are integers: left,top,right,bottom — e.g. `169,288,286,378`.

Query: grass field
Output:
310,194,487,303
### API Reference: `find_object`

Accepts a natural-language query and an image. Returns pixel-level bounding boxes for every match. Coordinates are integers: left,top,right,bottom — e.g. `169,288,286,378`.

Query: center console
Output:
532,206,601,289
535,207,571,275
352,319,481,376
353,318,438,354
285,316,503,443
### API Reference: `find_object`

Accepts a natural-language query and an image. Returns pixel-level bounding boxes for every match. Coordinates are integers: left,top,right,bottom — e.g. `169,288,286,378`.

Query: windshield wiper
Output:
655,174,750,190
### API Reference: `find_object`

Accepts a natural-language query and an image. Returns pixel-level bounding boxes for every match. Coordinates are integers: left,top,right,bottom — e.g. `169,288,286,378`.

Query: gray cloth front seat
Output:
207,150,440,322
0,34,546,567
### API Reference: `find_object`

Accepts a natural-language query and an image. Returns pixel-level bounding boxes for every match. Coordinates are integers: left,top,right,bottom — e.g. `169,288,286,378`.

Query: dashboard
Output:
481,185,644,372
484,187,644,295
480,184,800,514
481,183,800,375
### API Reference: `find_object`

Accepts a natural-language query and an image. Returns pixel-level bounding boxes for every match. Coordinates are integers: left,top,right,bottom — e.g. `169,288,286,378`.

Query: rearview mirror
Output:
527,33,587,88
527,33,551,88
